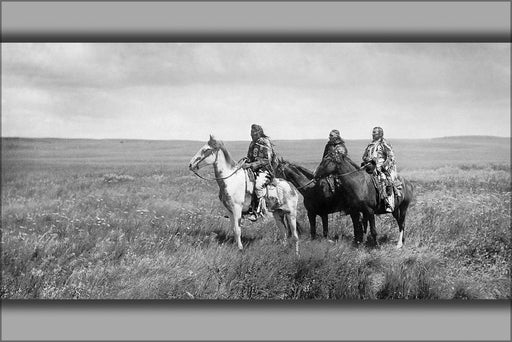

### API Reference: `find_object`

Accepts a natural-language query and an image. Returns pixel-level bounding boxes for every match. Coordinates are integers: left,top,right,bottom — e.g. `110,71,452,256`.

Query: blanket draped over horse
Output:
314,151,414,248
189,135,300,254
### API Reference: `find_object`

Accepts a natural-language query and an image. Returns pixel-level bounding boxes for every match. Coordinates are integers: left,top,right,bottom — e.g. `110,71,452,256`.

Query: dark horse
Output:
275,159,362,241
315,152,414,248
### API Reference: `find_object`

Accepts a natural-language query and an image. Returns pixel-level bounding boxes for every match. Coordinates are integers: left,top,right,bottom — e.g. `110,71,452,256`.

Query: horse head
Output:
274,157,288,179
188,135,221,171
315,150,360,179
274,160,317,192
274,158,311,180
314,153,339,179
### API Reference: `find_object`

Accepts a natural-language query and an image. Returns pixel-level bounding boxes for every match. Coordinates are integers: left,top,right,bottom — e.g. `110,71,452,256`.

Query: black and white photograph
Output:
1,43,510,300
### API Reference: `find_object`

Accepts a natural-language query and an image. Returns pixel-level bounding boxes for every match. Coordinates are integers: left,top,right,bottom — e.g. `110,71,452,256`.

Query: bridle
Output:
191,146,247,181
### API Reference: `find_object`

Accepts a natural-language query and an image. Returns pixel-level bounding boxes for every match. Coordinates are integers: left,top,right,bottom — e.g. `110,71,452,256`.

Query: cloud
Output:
1,43,509,140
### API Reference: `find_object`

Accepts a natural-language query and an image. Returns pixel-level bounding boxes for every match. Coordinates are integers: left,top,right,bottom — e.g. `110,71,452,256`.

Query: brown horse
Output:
274,159,362,241
315,152,414,248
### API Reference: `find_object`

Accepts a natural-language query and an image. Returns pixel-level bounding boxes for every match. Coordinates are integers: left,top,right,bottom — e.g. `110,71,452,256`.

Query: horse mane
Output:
282,159,315,179
209,136,236,168
344,155,361,170
294,164,315,179
322,152,361,174
218,141,236,167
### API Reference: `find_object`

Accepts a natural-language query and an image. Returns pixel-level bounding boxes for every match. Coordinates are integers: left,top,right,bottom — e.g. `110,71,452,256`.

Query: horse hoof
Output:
352,241,363,248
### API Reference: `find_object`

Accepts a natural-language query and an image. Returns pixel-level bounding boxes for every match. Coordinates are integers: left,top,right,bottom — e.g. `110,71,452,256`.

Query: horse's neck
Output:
286,166,314,192
213,150,236,183
336,159,374,194
337,158,357,174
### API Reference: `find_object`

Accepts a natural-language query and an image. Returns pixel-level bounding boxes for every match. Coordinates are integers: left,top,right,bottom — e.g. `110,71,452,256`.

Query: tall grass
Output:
1,138,510,299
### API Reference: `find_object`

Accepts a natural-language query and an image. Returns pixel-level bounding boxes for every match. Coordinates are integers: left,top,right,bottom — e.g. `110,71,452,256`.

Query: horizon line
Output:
1,134,510,142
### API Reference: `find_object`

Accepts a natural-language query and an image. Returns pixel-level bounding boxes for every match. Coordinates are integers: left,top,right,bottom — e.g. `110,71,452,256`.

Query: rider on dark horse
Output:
242,124,277,221
318,129,349,190
361,126,401,213
322,129,348,159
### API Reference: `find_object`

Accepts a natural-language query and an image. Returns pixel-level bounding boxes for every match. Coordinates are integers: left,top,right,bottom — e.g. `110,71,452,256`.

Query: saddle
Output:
371,173,403,204
324,175,340,194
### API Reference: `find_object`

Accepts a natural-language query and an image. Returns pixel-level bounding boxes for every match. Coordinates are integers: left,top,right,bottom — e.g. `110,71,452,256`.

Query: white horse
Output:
189,135,300,254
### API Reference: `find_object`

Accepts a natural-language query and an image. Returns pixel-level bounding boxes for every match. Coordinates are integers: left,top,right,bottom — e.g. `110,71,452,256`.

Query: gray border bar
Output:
1,1,511,341
2,301,511,341
1,1,510,41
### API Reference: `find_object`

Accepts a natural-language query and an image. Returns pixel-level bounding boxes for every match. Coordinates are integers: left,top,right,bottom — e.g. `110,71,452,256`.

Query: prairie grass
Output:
1,137,510,299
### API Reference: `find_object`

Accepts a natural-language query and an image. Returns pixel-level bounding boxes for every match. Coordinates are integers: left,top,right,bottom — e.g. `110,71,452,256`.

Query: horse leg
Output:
350,212,363,245
284,213,299,256
362,216,368,235
394,206,408,249
230,206,243,250
321,214,329,239
366,213,378,247
307,211,317,240
273,211,287,244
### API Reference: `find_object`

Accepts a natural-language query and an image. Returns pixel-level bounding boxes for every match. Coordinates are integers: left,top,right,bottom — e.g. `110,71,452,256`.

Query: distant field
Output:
1,136,510,299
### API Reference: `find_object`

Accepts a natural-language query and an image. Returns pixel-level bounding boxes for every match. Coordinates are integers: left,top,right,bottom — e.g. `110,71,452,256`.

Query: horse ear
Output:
208,134,220,148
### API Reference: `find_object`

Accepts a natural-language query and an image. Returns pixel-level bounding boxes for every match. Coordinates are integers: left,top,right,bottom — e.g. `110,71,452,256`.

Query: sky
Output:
1,43,510,141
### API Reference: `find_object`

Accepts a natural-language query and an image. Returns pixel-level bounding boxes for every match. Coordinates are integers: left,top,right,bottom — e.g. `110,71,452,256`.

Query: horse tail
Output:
398,176,415,207
405,179,415,206
284,214,302,237
296,219,303,236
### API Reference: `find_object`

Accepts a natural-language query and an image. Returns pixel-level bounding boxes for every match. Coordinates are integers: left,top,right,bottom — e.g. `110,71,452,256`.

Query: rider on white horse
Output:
242,124,276,221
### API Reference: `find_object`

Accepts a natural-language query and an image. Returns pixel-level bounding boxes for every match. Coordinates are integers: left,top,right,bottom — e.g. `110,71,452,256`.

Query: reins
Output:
277,162,316,190
336,165,367,177
322,158,371,178
191,149,247,181
277,160,368,190
294,178,316,189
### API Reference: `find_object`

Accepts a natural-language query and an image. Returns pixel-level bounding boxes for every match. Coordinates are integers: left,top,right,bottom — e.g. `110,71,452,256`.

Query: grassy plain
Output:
1,136,510,299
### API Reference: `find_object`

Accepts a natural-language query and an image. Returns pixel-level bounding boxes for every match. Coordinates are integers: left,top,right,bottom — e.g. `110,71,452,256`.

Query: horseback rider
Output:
242,124,276,221
361,126,398,213
314,129,348,179
322,129,348,159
